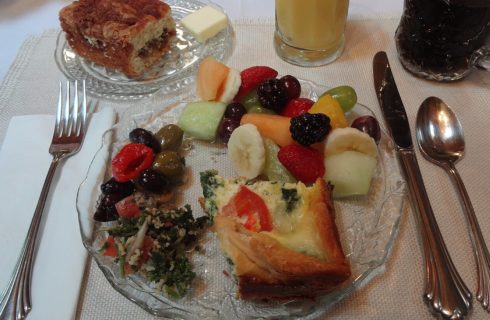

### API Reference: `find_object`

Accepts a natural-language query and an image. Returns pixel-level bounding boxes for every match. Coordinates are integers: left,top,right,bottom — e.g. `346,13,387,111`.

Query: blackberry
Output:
257,78,289,112
100,177,135,196
290,113,331,146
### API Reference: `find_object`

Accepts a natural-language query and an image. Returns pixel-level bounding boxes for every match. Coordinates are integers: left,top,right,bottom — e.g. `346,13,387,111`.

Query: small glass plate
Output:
77,79,407,319
55,0,233,100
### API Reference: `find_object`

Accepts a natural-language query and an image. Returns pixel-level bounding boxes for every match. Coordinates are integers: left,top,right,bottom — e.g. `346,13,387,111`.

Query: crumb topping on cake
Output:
68,0,171,39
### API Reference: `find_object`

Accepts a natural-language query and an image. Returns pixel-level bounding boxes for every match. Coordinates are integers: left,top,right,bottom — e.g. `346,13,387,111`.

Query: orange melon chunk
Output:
240,113,294,147
197,57,230,101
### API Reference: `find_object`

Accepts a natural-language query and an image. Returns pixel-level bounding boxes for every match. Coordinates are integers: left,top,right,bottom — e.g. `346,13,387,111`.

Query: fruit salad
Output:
177,58,381,198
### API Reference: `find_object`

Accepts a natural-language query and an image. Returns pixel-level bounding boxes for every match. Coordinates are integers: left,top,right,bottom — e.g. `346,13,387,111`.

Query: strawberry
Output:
281,98,315,117
278,145,325,184
234,66,278,101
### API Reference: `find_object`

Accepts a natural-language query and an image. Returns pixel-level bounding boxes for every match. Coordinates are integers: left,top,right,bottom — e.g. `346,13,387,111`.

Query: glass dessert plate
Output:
76,79,407,319
55,0,233,100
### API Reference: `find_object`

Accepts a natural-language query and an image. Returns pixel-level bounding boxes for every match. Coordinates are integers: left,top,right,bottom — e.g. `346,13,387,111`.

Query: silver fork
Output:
0,80,87,320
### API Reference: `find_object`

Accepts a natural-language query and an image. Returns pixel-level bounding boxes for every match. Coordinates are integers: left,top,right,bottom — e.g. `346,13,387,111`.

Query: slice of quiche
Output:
200,170,351,300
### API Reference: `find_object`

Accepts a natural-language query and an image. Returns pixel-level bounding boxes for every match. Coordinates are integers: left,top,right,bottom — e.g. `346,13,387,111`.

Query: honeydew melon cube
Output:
324,150,377,198
262,138,296,183
177,101,226,140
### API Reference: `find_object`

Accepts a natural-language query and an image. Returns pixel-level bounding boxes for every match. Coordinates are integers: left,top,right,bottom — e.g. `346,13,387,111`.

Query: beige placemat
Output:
1,19,489,319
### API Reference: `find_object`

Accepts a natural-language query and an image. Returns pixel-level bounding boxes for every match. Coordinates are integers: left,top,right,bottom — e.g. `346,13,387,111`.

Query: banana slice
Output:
218,68,241,104
325,127,377,157
228,123,266,179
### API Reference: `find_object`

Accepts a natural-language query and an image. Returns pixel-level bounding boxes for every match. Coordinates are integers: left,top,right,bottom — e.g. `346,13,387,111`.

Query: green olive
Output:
152,151,184,180
155,124,184,151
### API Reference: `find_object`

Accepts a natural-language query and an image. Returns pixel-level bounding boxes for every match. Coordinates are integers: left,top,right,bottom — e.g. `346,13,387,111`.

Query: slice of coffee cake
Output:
60,0,176,77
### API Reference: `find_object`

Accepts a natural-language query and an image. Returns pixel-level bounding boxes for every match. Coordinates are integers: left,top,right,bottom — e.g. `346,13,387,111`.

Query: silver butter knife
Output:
373,51,472,319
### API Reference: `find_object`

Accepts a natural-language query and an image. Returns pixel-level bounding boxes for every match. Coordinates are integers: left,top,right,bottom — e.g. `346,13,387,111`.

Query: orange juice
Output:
274,0,349,65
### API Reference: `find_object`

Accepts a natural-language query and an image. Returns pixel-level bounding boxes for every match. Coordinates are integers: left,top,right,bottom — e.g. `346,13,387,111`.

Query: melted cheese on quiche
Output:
212,178,326,260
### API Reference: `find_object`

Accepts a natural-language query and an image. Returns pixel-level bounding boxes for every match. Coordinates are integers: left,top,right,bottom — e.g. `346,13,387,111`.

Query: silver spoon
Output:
416,96,490,310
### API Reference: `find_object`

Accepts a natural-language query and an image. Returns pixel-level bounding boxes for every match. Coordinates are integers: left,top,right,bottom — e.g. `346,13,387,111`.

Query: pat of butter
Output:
181,6,228,43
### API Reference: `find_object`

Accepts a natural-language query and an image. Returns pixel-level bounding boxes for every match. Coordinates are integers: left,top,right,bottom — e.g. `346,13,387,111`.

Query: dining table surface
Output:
1,0,490,319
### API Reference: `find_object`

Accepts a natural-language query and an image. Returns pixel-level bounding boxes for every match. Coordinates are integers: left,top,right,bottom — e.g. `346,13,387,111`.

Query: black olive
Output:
129,128,160,153
94,193,122,222
137,169,169,193
100,178,135,197
93,206,118,222
100,193,125,207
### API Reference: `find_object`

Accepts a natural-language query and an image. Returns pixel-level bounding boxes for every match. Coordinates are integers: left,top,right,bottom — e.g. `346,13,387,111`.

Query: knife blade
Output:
373,51,472,319
373,52,411,149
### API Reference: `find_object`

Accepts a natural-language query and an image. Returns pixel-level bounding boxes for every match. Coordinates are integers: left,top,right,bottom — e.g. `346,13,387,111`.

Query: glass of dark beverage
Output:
395,0,490,81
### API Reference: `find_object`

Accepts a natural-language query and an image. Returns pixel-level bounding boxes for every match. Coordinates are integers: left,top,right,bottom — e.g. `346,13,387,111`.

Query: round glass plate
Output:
55,0,233,100
77,79,407,319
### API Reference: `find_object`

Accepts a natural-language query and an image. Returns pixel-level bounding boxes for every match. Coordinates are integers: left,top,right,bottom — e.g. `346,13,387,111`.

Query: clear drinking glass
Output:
274,0,349,67
395,0,490,81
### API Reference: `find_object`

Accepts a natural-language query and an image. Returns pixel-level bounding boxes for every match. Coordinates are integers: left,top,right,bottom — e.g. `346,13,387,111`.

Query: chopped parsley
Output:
281,187,300,213
107,216,141,237
146,254,196,299
225,257,234,267
103,198,210,299
200,170,223,217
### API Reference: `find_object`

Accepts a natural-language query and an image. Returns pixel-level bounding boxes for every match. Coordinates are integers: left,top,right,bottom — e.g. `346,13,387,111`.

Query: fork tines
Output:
55,80,87,139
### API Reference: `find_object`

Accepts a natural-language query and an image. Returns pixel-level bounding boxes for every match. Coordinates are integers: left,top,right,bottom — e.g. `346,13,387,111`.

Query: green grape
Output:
248,106,276,115
321,85,357,113
263,139,296,183
240,89,260,111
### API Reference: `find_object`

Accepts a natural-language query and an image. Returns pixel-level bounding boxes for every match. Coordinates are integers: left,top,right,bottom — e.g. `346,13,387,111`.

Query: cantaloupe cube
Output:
240,113,294,147
196,57,230,101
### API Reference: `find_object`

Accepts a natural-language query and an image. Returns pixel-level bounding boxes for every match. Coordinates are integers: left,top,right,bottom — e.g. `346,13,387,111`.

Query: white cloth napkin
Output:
0,108,115,320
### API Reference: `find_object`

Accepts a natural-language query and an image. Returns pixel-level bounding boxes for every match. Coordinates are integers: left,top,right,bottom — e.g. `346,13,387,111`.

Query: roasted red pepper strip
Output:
222,185,273,232
111,143,154,182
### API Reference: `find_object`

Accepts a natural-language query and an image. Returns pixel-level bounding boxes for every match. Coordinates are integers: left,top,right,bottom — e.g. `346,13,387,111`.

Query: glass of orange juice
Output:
274,0,349,66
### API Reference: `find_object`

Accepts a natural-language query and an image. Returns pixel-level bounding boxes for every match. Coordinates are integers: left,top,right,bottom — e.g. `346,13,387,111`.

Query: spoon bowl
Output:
416,96,490,311
416,96,464,164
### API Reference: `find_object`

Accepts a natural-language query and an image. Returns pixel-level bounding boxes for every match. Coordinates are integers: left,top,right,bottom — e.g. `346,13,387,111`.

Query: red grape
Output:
224,102,247,121
280,75,301,100
351,115,381,144
218,118,240,143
